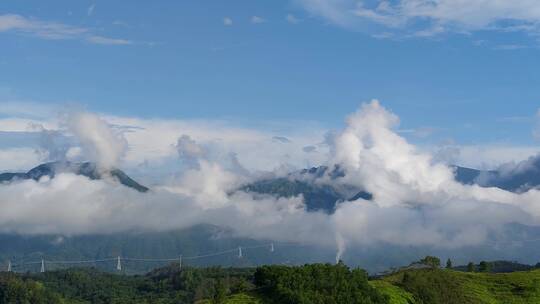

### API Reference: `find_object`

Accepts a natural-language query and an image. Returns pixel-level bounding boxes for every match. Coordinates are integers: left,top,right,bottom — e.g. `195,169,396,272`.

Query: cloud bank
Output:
1,101,540,260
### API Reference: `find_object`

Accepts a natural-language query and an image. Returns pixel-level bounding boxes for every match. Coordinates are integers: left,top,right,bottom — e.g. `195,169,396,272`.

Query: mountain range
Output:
1,159,540,272
1,159,540,213
243,160,540,213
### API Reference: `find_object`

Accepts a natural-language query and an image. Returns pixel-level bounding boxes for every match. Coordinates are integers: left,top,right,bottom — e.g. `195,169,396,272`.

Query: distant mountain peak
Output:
0,161,149,193
241,165,370,213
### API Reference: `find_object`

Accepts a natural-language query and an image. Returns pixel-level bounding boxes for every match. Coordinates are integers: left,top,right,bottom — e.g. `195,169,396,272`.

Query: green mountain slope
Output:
373,268,540,304
0,263,389,304
6,263,540,304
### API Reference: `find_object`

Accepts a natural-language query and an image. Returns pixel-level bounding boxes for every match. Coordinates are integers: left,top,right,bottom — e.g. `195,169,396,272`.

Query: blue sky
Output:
4,1,540,252
0,0,539,149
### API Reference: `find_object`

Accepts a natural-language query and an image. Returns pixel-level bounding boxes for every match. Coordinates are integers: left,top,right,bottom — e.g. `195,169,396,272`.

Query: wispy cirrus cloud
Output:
295,0,540,39
0,14,132,45
86,35,132,45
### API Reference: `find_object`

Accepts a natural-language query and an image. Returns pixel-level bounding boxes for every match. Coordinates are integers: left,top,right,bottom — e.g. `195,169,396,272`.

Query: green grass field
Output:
196,292,265,304
370,268,540,304
369,280,417,304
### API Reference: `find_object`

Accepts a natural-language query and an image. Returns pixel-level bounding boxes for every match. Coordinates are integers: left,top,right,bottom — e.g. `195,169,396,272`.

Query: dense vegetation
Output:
5,258,540,303
375,267,540,303
0,272,64,304
254,262,388,304
0,265,256,304
0,263,388,304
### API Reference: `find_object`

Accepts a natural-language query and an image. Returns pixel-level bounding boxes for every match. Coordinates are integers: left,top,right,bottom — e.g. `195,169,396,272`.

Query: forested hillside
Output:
0,263,388,304
4,260,540,303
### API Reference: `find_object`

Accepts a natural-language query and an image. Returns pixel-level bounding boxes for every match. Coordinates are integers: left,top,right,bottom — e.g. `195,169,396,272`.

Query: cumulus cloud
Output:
176,134,206,169
326,100,540,250
176,135,206,159
2,101,540,262
100,116,327,173
66,112,128,169
31,124,70,162
295,0,540,37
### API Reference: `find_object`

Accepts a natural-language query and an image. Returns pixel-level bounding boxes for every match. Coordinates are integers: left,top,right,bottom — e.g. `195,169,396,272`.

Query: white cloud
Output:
295,0,355,27
66,112,128,169
0,162,333,246
327,100,540,251
223,17,233,26
98,114,329,173
0,14,132,45
295,0,540,37
86,35,133,45
251,16,266,24
0,118,55,132
433,144,540,169
0,148,40,172
2,101,540,262
286,14,302,24
4,101,540,263
0,14,87,39
0,101,58,119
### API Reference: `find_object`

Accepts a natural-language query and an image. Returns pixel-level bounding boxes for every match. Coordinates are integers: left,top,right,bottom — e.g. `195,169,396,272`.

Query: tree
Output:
446,259,452,269
478,261,490,273
212,279,227,304
254,263,389,304
467,262,475,272
419,256,441,268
